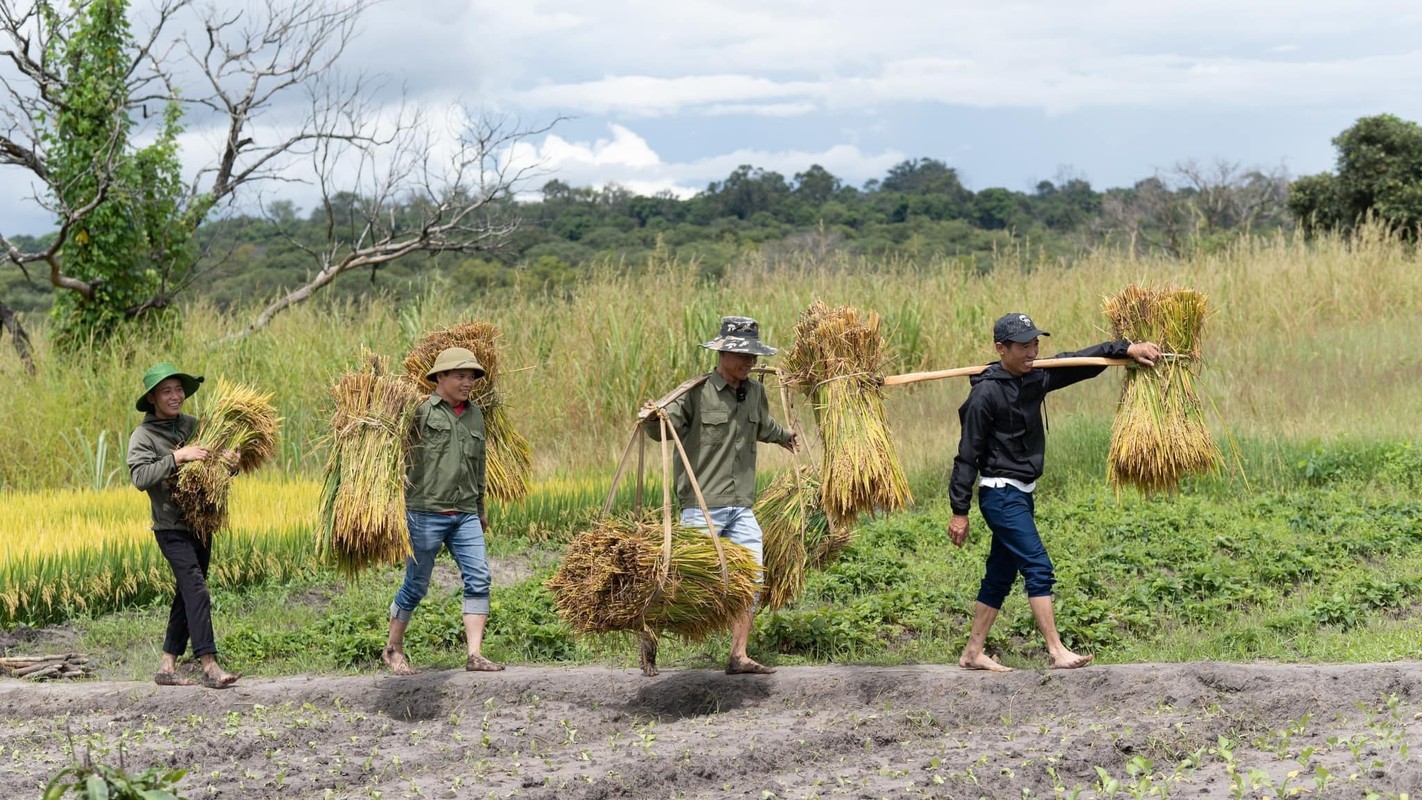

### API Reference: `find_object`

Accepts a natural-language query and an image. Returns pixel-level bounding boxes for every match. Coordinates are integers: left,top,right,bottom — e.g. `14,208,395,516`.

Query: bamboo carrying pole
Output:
883,355,1190,387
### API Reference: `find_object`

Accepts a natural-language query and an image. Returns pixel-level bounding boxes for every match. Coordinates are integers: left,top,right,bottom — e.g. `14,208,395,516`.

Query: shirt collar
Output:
708,371,731,392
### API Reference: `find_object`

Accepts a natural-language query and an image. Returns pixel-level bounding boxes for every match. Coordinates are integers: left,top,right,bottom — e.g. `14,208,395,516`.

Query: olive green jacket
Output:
405,395,487,516
127,412,199,533
646,372,792,509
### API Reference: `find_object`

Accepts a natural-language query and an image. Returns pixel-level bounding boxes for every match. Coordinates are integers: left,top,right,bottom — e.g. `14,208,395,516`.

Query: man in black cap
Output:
645,315,798,676
948,313,1160,671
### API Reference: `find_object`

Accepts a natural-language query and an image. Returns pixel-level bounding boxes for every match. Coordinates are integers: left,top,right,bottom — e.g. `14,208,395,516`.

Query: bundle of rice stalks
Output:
1104,285,1222,492
403,321,532,502
319,354,422,578
781,301,912,524
172,380,280,541
755,464,847,609
546,514,758,640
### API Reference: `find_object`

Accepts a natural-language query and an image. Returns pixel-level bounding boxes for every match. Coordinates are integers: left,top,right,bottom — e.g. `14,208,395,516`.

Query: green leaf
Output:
85,773,111,800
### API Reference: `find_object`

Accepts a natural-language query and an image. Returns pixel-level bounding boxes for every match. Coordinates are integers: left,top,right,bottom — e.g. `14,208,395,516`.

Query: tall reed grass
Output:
0,225,1418,491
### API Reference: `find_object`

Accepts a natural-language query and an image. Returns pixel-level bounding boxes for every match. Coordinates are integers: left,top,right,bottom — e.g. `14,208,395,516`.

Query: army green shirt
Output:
128,412,199,533
405,395,487,516
646,372,792,509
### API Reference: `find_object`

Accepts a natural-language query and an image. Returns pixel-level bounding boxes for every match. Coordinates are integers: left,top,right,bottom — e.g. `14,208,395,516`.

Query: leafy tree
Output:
1288,114,1422,237
1,0,549,345
38,0,201,347
793,164,841,205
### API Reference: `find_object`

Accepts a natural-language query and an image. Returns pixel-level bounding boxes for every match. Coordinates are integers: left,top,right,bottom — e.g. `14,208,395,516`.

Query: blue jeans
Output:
680,506,764,580
976,486,1055,609
390,511,490,620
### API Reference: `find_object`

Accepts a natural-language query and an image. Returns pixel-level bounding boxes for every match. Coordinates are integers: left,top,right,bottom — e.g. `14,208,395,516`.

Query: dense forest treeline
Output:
1,156,1291,314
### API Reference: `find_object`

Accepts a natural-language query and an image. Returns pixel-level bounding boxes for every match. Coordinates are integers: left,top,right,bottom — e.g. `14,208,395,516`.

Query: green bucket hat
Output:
136,362,204,412
426,347,486,381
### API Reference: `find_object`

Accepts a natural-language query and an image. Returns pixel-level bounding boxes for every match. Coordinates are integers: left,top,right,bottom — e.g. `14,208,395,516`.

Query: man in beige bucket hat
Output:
382,347,505,674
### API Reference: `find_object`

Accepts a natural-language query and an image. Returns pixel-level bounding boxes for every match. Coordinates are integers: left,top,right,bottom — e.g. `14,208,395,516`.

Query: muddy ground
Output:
2,661,1420,799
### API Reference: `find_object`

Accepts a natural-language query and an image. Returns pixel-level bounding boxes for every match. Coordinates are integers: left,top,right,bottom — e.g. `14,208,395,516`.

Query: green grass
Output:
6,226,1422,674
50,447,1422,677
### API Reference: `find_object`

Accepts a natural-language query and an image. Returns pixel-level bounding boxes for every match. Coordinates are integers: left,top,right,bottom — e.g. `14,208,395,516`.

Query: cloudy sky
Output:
4,0,1422,235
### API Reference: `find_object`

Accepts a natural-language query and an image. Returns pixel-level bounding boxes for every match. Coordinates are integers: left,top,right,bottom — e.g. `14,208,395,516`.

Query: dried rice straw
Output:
403,321,532,502
1104,285,1222,492
172,379,280,541
318,353,422,578
781,301,911,525
545,514,758,640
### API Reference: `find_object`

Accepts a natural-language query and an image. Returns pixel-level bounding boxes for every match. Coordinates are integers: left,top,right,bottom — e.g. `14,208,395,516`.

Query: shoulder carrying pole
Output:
882,355,1190,387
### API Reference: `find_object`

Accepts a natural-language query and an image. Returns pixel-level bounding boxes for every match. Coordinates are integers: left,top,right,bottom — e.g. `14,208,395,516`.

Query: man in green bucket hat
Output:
126,362,241,688
382,347,505,675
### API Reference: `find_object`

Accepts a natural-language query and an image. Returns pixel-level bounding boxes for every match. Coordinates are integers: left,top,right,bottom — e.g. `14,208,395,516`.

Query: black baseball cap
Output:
993,312,1050,344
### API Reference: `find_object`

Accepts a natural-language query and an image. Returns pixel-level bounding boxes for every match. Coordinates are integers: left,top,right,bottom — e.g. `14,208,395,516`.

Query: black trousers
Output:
154,529,217,658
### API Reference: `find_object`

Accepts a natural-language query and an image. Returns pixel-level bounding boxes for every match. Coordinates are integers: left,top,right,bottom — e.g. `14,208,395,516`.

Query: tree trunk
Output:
0,299,36,375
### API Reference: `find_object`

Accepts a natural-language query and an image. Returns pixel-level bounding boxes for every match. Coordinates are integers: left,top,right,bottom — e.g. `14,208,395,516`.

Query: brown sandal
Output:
154,671,197,687
201,671,241,689
465,654,505,672
726,657,776,675
381,648,418,676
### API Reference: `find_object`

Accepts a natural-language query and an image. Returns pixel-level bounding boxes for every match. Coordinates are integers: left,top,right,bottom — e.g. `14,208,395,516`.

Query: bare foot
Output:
381,647,418,676
725,656,776,675
959,652,1013,672
638,634,659,677
1049,651,1094,670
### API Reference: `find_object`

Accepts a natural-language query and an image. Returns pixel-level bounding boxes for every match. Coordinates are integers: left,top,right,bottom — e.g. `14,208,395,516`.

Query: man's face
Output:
996,338,1039,376
435,368,480,404
148,377,187,419
718,351,757,384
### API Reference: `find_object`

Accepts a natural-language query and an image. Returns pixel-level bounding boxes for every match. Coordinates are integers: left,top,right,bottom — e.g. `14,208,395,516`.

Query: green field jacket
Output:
646,372,792,509
405,395,487,517
127,412,199,533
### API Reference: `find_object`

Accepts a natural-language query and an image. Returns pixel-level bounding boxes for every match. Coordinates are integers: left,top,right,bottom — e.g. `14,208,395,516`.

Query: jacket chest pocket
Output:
422,414,454,452
464,427,486,457
700,409,730,446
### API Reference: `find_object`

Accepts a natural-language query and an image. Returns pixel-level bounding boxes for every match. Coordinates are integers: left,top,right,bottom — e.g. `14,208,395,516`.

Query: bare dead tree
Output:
1170,158,1291,235
0,297,35,374
1,0,551,346
235,109,555,338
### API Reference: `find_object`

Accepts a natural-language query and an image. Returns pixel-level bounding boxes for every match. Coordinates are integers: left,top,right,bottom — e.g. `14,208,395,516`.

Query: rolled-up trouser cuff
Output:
463,595,490,616
389,602,414,623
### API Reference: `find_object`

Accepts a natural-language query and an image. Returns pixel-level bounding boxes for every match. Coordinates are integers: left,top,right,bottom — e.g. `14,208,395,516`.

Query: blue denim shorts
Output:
679,506,764,576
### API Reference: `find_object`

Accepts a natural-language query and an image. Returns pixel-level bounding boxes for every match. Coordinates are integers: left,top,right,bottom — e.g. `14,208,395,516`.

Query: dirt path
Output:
2,662,1420,798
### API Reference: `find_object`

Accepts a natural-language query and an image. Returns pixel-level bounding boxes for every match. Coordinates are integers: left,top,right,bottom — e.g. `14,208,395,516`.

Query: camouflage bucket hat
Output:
426,347,487,381
700,316,778,357
136,362,204,412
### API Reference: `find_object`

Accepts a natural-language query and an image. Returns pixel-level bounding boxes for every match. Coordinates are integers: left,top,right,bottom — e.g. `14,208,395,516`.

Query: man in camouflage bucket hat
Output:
644,316,798,676
948,313,1160,672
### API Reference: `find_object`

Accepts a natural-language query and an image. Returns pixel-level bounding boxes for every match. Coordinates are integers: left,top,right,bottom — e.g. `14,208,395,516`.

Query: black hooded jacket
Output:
948,340,1130,515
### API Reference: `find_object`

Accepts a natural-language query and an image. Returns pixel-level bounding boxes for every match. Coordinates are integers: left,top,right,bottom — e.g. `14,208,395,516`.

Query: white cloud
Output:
501,124,906,197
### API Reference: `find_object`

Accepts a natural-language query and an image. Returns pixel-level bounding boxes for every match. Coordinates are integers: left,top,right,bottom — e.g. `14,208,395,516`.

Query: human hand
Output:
949,515,969,548
1127,341,1162,367
480,515,490,535
173,445,210,465
781,431,799,453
